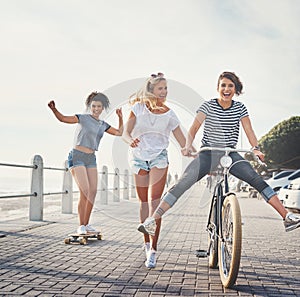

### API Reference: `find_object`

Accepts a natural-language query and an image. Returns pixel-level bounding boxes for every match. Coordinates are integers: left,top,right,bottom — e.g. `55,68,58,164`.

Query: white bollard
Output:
113,168,120,202
30,155,44,221
100,165,108,204
130,174,136,198
62,160,73,214
123,169,129,200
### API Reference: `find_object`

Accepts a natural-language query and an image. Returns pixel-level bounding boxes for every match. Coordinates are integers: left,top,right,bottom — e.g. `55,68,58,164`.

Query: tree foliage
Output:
259,116,300,169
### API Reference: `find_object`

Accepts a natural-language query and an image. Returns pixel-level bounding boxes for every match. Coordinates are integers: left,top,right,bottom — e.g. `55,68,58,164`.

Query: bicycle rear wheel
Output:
218,193,242,288
208,201,218,268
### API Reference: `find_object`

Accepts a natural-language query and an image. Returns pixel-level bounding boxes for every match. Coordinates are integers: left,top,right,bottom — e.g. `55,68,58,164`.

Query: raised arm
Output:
106,108,124,136
182,111,206,156
48,100,78,124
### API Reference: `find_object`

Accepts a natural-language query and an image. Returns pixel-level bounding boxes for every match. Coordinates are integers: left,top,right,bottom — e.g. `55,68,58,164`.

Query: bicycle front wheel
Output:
218,193,242,288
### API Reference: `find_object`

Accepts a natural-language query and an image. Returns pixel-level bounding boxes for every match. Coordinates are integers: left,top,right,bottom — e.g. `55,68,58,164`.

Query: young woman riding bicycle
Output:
138,71,300,257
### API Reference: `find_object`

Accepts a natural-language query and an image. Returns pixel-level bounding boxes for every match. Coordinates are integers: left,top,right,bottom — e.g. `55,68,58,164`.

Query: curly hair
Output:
85,92,110,111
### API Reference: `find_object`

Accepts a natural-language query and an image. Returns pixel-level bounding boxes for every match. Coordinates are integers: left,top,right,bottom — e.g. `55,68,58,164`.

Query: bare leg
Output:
268,195,288,219
71,166,98,226
148,167,168,251
134,170,150,244
70,166,90,226
83,168,98,225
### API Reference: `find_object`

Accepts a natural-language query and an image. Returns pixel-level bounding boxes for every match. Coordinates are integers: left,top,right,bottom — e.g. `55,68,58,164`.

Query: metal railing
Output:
0,155,135,221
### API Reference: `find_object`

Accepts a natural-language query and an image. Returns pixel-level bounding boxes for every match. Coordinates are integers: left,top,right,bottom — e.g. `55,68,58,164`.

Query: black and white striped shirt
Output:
197,99,248,148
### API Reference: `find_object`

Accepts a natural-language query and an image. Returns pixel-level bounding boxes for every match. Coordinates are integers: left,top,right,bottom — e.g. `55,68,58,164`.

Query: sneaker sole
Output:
285,221,300,232
137,224,155,236
145,261,156,268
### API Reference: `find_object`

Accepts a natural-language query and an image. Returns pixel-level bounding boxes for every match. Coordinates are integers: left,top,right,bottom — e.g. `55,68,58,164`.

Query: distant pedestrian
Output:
206,174,212,190
236,179,242,192
166,173,172,187
48,92,123,235
174,173,179,183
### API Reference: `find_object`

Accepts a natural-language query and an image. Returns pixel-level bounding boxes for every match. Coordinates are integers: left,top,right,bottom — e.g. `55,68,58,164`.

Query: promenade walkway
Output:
0,183,299,296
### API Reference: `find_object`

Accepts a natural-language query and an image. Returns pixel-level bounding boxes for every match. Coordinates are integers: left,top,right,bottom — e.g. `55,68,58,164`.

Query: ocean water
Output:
0,167,73,220
0,173,66,195
0,165,131,196
0,177,68,222
0,164,131,221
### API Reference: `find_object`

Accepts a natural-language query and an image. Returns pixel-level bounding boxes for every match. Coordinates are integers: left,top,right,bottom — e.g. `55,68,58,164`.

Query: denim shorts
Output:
131,149,169,174
68,149,97,169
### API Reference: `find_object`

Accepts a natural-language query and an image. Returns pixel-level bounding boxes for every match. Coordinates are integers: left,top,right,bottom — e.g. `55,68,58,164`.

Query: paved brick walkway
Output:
0,184,299,296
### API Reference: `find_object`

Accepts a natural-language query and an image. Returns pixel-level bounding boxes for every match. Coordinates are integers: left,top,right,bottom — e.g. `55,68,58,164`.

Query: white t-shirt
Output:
131,102,180,160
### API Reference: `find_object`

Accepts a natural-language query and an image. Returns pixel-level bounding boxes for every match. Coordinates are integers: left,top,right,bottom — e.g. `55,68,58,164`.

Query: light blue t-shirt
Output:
73,114,111,151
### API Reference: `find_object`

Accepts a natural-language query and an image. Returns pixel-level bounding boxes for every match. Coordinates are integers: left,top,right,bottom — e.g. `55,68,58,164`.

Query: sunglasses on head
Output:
151,72,164,78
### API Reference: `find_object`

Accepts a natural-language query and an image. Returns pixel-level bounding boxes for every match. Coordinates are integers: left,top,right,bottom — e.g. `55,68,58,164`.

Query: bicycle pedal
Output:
195,249,208,258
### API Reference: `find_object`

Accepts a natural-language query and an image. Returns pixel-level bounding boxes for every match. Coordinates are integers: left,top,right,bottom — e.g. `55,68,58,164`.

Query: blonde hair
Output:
129,73,166,110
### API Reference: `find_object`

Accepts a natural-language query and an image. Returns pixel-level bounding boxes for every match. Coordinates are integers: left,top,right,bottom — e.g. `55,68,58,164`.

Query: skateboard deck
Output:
64,232,102,245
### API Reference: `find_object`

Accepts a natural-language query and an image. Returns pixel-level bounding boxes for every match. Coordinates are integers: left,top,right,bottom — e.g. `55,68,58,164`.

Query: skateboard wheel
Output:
64,238,71,244
97,234,102,240
79,238,87,245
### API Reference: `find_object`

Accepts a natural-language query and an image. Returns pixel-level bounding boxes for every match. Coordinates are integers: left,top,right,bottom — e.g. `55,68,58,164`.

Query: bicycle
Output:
195,146,264,288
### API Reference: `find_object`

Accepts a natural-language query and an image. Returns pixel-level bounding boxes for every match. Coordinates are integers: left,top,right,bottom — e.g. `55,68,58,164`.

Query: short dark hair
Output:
217,71,243,96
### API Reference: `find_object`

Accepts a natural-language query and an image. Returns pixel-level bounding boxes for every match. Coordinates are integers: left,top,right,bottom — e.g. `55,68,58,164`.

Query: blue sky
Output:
0,0,299,177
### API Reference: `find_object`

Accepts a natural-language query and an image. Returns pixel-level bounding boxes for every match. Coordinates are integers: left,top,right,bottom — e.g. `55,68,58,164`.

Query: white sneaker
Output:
77,225,87,235
137,217,156,236
85,224,97,233
144,242,150,258
284,212,300,232
145,250,156,268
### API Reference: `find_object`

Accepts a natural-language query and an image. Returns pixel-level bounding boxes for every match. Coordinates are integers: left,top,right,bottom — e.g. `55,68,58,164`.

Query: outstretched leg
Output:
229,152,300,231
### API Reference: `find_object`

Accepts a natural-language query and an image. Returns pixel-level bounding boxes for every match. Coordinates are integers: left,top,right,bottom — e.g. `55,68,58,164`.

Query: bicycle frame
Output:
197,146,257,287
207,159,231,248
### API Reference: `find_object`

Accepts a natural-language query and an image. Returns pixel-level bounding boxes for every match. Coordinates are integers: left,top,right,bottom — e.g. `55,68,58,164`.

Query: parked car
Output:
279,177,300,211
266,169,300,192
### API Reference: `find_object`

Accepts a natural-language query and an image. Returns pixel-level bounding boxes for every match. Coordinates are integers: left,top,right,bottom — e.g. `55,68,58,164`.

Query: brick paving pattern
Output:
0,184,299,296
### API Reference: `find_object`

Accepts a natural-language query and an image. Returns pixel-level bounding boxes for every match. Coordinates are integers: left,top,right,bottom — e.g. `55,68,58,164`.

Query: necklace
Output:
147,104,168,126
149,112,157,126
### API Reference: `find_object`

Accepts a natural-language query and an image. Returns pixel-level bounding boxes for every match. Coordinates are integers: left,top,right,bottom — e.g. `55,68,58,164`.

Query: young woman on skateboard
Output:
48,92,123,235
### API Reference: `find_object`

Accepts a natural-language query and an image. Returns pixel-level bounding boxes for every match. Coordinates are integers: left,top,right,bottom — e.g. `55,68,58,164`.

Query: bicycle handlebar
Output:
198,146,251,154
191,146,266,167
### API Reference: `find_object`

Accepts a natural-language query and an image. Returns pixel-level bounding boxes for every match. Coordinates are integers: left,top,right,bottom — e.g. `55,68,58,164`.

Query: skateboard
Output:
64,232,102,245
